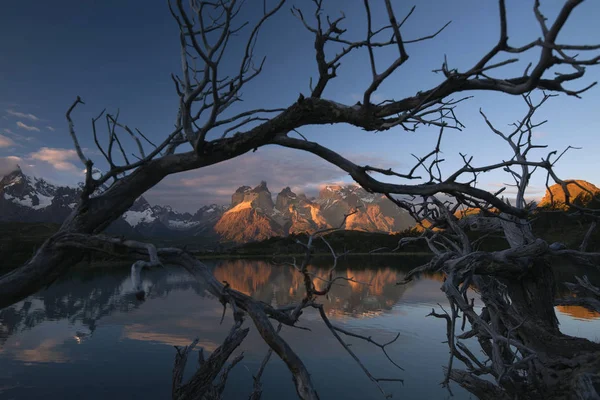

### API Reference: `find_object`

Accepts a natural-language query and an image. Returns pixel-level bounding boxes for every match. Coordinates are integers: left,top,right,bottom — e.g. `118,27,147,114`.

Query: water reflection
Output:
212,260,415,319
555,305,600,320
0,257,598,400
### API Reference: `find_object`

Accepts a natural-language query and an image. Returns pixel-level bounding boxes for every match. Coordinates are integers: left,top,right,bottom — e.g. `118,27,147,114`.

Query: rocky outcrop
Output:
214,183,414,243
214,182,284,243
214,201,286,243
539,180,600,209
231,186,252,207
1,167,416,245
231,181,273,211
0,167,226,242
275,187,296,211
0,167,80,224
315,184,414,233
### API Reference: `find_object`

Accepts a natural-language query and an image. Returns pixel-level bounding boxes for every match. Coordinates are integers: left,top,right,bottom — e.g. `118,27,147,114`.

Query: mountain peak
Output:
252,181,270,193
2,171,415,244
0,168,79,219
129,196,151,212
539,180,600,209
275,186,299,212
235,185,252,193
278,186,295,196
0,166,25,187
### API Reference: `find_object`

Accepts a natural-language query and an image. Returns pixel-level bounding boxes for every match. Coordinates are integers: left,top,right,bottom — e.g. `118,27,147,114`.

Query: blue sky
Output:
1,0,599,211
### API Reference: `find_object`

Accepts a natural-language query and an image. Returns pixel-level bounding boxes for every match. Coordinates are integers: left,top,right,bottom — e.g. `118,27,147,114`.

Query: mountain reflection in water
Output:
0,257,598,400
213,260,409,319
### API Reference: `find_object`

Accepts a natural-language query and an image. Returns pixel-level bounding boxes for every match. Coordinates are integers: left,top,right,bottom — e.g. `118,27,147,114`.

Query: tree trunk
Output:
456,217,600,399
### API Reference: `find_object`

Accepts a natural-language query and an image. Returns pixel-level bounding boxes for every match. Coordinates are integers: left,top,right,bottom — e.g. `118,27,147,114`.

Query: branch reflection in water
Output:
0,256,598,399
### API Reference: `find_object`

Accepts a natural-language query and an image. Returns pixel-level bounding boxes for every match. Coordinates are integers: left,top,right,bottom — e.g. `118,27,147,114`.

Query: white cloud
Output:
0,156,22,176
6,109,39,121
46,126,56,132
29,147,79,171
146,147,405,211
2,128,35,143
147,147,349,211
0,134,15,148
16,121,40,132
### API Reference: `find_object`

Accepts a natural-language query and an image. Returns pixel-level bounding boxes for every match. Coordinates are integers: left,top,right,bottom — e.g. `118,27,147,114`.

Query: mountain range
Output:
0,167,415,245
6,165,596,247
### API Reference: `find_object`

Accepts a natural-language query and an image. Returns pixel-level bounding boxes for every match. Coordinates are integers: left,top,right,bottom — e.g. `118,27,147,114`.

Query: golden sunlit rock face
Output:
556,305,600,320
286,202,330,234
539,180,600,209
214,206,286,243
345,205,397,233
215,182,414,243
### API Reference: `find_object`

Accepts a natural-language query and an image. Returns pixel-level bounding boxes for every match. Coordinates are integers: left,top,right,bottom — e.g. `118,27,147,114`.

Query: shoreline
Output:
193,251,432,259
79,252,432,269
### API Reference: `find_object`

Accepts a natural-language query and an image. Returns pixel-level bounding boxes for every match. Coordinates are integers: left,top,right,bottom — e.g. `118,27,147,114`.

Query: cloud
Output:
532,131,547,139
146,147,352,211
0,134,15,148
46,125,56,132
0,156,22,176
16,121,40,132
2,128,35,143
29,147,79,171
5,109,39,121
145,147,407,212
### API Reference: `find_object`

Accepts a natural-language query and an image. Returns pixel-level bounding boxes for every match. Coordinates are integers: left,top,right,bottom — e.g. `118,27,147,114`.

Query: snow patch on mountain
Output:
123,208,156,227
168,220,201,229
1,167,414,244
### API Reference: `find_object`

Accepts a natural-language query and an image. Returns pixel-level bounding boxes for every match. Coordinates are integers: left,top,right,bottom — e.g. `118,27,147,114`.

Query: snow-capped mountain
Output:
0,167,80,223
0,167,227,240
122,196,227,238
315,184,412,233
1,167,415,245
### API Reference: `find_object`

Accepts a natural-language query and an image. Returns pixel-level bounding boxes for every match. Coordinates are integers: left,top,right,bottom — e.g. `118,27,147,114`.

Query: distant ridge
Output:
0,169,414,244
539,180,600,209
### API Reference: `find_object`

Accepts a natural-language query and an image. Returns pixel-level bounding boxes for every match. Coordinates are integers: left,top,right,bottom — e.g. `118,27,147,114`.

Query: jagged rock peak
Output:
232,185,252,206
231,181,274,210
130,196,151,211
235,185,252,193
278,186,296,197
252,181,270,193
539,180,600,208
0,166,24,186
275,186,299,212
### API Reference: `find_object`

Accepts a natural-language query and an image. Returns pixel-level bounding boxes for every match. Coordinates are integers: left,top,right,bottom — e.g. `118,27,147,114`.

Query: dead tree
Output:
394,94,600,399
1,0,600,399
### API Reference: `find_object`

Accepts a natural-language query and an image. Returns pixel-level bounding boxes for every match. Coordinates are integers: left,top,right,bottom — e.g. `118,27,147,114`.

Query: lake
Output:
1,257,599,399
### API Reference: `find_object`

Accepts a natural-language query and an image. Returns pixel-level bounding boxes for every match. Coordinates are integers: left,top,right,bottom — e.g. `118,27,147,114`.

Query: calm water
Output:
0,257,598,400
